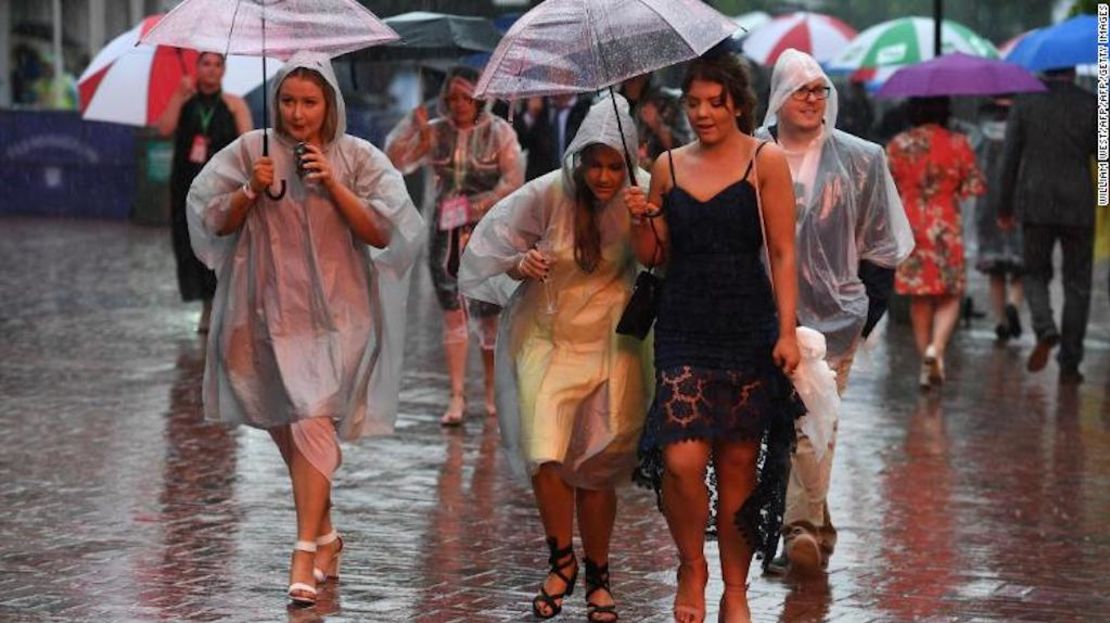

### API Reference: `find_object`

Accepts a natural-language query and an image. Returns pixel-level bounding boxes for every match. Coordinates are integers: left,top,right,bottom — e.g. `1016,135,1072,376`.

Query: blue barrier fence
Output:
0,110,138,220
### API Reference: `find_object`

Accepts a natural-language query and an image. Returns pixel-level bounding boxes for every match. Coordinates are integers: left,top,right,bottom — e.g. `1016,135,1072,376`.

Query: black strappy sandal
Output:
584,558,618,622
532,537,578,619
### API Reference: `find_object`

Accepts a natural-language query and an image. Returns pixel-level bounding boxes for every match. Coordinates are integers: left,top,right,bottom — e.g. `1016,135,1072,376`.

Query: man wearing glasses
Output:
756,49,914,575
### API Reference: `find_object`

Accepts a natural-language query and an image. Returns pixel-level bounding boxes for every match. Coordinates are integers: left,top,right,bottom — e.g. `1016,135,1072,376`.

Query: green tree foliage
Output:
1069,0,1099,16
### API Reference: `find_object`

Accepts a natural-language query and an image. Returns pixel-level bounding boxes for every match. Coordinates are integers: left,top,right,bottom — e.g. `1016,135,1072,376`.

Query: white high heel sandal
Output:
313,530,344,583
288,540,318,606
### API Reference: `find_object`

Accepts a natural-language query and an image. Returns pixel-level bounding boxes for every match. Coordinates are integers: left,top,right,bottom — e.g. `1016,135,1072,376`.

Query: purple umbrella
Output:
876,52,1046,99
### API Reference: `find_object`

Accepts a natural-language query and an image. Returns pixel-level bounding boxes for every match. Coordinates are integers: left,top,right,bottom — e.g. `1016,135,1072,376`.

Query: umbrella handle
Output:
266,180,287,201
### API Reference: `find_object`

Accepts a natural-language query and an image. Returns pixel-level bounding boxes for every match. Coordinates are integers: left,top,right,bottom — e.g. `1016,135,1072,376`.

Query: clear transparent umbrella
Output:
140,0,398,199
476,0,736,100
474,0,736,182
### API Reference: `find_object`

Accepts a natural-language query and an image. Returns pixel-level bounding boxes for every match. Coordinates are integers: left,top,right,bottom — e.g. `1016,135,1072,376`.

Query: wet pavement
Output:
1,216,1109,623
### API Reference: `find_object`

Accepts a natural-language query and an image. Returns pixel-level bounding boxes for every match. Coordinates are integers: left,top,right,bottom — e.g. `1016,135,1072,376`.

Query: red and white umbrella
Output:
742,12,857,66
78,15,281,126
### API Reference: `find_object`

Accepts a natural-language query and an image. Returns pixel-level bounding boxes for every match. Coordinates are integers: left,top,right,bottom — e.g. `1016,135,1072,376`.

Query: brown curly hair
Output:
681,46,757,135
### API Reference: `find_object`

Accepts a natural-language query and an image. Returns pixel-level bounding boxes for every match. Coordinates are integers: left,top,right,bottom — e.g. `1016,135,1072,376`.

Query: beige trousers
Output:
782,345,856,558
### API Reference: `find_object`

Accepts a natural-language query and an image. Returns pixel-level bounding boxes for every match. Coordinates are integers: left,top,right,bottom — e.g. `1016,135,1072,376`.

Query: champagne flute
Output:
534,239,557,315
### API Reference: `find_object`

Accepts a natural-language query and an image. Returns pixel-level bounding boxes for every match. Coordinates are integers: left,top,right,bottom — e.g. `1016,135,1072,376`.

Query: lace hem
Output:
632,365,803,569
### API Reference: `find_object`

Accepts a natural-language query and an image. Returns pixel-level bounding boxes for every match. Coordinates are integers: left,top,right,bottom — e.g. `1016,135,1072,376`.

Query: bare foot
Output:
718,587,751,623
313,534,343,581
673,558,708,623
440,393,465,426
288,548,317,605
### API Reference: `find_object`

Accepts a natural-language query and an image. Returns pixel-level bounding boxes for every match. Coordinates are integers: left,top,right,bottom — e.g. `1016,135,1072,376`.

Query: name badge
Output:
438,195,470,231
188,135,210,164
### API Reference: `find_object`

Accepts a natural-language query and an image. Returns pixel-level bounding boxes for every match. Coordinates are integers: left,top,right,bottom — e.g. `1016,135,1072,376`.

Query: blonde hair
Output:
274,67,338,144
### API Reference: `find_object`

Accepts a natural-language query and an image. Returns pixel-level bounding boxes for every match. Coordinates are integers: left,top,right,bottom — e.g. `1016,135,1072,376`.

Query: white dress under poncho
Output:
459,94,651,489
187,52,425,444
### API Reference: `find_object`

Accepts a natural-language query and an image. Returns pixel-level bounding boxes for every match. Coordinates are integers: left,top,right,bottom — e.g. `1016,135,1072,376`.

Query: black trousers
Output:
1022,223,1094,370
171,199,217,303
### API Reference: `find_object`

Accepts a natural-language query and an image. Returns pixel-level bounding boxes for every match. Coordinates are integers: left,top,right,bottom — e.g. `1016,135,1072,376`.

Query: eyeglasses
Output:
790,86,832,101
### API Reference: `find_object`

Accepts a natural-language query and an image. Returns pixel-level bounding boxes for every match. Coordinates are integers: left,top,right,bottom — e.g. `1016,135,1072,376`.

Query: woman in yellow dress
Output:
460,94,650,623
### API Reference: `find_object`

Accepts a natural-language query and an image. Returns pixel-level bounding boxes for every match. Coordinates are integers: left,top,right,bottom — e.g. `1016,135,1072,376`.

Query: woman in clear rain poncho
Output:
385,66,524,426
459,94,649,623
755,49,913,575
186,51,424,606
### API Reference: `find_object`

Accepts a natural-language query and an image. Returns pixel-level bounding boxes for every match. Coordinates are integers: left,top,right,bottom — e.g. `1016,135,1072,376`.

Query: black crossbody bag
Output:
616,214,664,339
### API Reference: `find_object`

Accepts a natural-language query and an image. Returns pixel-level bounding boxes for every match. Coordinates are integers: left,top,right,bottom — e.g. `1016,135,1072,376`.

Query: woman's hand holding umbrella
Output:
249,156,275,196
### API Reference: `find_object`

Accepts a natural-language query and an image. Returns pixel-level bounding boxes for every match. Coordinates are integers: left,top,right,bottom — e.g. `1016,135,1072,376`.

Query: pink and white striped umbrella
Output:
742,12,857,66
998,29,1036,60
78,15,281,126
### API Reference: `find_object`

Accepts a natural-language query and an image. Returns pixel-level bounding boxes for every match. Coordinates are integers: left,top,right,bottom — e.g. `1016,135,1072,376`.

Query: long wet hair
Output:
681,44,758,135
908,96,951,127
569,144,619,274
274,67,338,144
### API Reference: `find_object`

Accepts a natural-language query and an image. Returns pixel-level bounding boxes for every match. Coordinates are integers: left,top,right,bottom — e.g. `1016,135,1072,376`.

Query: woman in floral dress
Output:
887,97,984,388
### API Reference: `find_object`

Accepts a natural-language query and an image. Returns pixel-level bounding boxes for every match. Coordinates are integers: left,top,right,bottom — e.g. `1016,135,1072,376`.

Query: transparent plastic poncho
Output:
186,51,425,440
458,94,652,487
757,49,914,360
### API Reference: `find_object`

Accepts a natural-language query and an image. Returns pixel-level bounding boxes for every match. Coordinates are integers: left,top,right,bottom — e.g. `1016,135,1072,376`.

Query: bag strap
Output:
750,140,774,293
640,152,673,274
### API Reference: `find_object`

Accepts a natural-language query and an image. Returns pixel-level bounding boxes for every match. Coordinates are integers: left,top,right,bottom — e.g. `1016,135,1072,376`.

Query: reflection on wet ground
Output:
1,218,1109,621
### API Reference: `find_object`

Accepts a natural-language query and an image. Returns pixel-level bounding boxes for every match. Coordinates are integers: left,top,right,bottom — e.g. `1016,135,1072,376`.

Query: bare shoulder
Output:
650,150,676,193
753,140,789,177
753,139,786,165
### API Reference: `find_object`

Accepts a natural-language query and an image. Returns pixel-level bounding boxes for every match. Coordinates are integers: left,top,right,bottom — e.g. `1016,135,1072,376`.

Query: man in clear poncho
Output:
755,49,914,574
186,51,424,602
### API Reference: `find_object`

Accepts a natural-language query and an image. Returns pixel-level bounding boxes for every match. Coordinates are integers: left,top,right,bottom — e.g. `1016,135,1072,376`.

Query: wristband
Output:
241,182,258,200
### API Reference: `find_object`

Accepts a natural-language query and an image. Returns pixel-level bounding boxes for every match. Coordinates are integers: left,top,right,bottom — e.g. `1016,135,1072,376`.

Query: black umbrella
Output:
352,11,502,62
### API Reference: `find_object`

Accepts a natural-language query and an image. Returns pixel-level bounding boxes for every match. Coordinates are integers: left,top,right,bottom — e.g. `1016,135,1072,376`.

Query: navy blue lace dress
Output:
634,146,805,567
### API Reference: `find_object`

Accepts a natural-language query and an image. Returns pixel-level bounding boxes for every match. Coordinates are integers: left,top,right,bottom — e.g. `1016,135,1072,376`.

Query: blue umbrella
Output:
1005,15,1097,72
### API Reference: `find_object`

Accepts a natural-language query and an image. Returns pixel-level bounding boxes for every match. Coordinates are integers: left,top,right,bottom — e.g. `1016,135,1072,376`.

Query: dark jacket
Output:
513,98,591,181
996,80,1097,227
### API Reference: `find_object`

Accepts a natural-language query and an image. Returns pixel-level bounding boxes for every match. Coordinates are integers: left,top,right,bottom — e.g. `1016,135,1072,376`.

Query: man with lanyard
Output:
157,52,252,332
756,49,914,575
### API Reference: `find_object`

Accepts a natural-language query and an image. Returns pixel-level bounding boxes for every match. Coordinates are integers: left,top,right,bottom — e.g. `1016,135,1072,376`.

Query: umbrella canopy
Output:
355,11,502,61
1005,15,1097,72
140,0,398,199
474,0,737,100
875,52,1047,99
828,17,998,73
139,0,398,60
998,29,1035,59
78,15,281,126
732,11,771,36
742,12,857,66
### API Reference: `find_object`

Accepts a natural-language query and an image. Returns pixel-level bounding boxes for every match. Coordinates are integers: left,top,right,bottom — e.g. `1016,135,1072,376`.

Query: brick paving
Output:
1,217,1109,622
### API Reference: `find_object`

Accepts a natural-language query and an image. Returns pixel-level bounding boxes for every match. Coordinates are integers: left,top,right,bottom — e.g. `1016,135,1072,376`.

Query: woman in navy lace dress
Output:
624,48,803,623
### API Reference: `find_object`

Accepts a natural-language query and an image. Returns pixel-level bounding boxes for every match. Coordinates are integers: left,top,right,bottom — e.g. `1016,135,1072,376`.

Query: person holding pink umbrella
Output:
156,52,252,333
